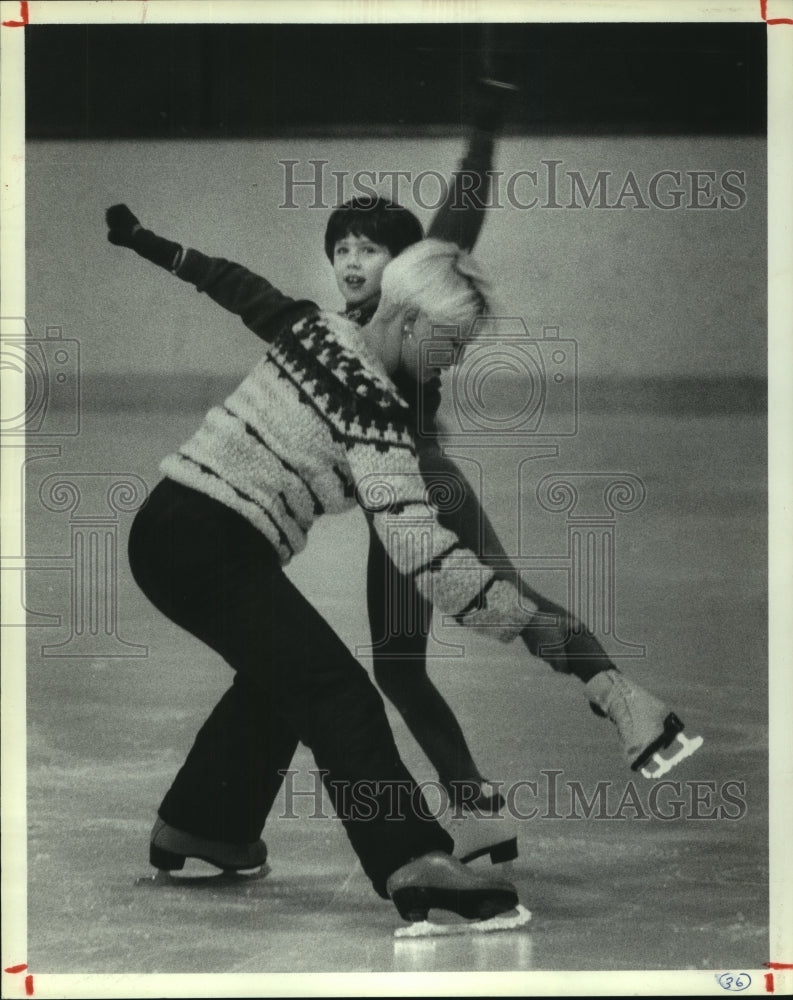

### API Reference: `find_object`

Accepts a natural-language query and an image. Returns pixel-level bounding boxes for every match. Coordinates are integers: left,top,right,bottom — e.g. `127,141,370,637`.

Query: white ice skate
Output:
585,669,703,779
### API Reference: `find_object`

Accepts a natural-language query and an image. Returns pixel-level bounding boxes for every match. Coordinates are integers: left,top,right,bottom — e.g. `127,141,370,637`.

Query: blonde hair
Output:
374,239,493,331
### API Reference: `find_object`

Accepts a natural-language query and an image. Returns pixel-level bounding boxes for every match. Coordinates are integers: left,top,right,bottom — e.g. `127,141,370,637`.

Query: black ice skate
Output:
387,851,530,939
148,817,268,874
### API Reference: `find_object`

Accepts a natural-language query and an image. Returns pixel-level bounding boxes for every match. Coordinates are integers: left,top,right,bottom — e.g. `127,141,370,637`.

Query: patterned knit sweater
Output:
159,249,535,642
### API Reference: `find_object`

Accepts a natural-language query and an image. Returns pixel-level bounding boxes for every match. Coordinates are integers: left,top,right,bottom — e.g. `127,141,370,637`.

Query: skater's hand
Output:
520,599,585,673
106,204,142,248
521,601,613,676
106,205,182,271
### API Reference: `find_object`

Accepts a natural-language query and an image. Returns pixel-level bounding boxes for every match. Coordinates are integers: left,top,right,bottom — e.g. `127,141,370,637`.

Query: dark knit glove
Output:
106,204,182,272
106,204,141,247
521,600,615,678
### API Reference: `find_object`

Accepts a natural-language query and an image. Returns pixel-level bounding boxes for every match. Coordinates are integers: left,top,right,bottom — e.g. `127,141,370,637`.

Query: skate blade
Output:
134,862,270,888
480,77,521,92
394,903,531,939
640,732,704,779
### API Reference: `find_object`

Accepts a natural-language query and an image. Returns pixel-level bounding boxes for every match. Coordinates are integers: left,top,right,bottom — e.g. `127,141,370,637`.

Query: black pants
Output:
128,478,452,898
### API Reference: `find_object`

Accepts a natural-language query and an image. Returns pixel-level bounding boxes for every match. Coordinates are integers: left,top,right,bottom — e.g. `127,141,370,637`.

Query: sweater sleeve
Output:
346,412,537,643
426,129,494,253
175,248,319,343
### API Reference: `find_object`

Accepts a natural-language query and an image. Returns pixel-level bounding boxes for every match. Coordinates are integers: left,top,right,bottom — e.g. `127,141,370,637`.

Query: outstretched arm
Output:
426,78,517,252
422,442,615,676
348,408,539,645
105,204,317,342
417,445,582,671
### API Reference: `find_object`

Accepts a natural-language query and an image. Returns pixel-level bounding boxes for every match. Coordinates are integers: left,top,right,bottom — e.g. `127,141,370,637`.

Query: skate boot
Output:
445,781,519,866
476,23,521,133
149,817,268,872
471,75,520,137
387,851,518,924
585,670,703,779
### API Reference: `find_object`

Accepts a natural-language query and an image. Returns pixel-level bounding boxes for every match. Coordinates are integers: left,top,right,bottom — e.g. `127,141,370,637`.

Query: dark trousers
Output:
128,478,452,897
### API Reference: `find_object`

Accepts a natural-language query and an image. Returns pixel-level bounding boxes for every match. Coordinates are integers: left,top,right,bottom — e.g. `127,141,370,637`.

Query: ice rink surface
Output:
21,400,769,978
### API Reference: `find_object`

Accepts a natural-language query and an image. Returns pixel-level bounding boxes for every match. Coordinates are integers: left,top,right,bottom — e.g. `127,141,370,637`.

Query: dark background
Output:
26,22,766,138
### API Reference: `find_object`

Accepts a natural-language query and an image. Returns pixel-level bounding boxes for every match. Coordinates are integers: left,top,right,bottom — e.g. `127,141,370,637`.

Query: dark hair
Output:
324,196,423,262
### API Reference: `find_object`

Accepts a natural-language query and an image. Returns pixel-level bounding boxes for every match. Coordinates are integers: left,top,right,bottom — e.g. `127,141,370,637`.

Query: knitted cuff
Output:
131,228,183,272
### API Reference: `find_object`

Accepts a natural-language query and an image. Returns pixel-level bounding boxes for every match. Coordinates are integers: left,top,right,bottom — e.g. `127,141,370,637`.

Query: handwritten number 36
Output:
717,973,751,991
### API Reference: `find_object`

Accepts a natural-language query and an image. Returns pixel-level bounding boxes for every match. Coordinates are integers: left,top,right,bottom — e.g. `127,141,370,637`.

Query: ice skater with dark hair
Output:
317,81,701,855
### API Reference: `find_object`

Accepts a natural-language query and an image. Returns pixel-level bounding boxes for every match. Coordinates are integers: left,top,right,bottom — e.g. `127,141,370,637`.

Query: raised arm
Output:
426,78,517,252
106,204,317,342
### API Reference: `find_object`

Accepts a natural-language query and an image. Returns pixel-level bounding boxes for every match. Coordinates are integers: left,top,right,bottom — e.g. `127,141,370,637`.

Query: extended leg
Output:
366,515,486,796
